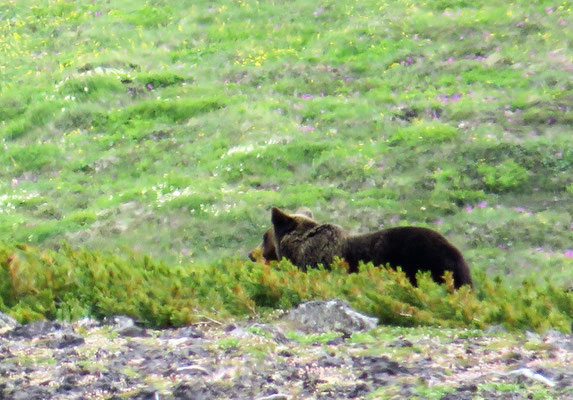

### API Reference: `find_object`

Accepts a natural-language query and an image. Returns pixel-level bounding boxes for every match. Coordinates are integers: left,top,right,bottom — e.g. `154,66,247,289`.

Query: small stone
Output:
484,325,506,334
105,315,136,329
117,325,148,337
131,387,159,400
12,386,53,400
348,383,371,399
224,323,238,332
257,394,289,400
169,326,204,339
390,338,414,348
525,331,541,341
48,332,85,348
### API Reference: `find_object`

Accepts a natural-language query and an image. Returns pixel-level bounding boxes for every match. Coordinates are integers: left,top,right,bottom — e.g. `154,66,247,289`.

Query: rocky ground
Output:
0,301,572,400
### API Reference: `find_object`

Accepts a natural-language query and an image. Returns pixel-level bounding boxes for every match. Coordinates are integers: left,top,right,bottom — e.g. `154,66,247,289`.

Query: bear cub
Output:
250,207,473,289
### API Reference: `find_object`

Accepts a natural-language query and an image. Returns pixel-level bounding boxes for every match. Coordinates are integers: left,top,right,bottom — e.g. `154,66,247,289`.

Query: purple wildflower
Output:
565,250,573,258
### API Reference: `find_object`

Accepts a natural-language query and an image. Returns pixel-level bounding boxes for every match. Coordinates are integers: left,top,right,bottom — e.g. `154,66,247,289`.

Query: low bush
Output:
0,243,570,332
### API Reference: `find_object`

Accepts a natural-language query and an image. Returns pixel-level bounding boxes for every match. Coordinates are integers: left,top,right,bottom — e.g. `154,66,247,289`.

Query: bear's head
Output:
248,207,314,263
248,226,279,263
271,207,318,256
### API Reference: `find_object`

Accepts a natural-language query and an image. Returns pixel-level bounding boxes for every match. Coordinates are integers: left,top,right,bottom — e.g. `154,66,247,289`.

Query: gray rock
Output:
284,299,378,336
116,325,149,337
105,315,136,329
525,331,541,341
48,332,85,348
257,395,289,400
7,320,71,339
130,387,159,399
390,338,414,348
6,320,84,349
105,315,148,337
0,312,19,330
11,386,53,400
164,326,204,339
75,317,101,329
484,325,506,334
543,330,573,351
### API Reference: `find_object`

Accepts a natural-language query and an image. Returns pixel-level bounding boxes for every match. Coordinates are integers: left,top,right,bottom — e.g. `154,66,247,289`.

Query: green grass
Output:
0,0,572,324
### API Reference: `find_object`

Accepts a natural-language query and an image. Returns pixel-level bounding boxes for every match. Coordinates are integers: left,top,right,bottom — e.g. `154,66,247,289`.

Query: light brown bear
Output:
249,207,473,289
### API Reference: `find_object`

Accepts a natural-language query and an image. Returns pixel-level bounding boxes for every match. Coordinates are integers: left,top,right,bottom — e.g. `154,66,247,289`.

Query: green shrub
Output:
389,122,459,145
136,72,188,88
477,159,529,192
0,242,570,332
3,143,62,173
118,98,225,123
64,210,97,227
58,75,124,100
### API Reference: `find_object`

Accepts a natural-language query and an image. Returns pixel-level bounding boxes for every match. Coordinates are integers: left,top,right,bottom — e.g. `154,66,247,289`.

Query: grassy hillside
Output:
0,0,572,288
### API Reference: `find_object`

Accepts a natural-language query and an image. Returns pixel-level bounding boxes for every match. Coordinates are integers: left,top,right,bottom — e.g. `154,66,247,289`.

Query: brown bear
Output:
250,207,473,289
248,207,313,264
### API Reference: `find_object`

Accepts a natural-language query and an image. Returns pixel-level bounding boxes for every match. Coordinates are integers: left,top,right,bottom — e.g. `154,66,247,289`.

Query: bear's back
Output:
345,226,472,288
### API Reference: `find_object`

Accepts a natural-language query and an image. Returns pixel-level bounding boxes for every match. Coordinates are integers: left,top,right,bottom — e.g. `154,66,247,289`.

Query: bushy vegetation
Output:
0,0,571,328
0,243,571,332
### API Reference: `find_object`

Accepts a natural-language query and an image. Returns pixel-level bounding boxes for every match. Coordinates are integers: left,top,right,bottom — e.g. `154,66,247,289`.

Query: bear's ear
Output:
295,207,313,219
271,207,297,237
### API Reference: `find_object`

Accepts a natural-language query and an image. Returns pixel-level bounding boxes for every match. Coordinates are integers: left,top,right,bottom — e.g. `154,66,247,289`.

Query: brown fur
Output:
253,207,473,289
248,208,313,263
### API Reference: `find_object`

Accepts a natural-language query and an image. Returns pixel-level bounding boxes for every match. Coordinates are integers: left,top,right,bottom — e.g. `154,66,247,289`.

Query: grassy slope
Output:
0,0,572,287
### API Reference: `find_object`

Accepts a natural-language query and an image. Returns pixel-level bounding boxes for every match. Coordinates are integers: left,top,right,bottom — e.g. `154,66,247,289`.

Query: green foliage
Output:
136,72,188,89
112,6,173,27
389,123,459,146
118,98,226,124
0,243,570,332
58,75,124,100
2,143,62,173
64,210,97,227
477,159,529,192
0,0,571,323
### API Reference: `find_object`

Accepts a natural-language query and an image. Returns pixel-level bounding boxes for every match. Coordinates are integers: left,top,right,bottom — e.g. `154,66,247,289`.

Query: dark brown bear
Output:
251,207,473,289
